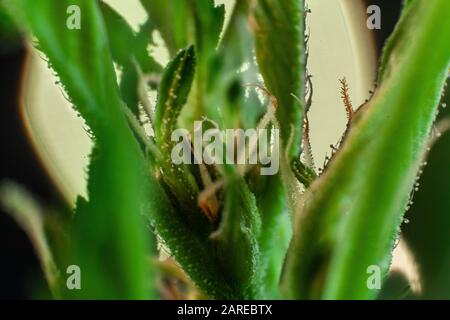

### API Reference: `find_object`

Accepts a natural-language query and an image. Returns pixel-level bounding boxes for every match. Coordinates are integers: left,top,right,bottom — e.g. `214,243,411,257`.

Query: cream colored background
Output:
21,0,377,204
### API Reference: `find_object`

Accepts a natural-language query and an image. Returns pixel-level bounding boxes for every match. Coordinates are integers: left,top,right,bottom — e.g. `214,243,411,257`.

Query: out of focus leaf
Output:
0,5,22,52
70,141,152,299
3,0,154,299
100,3,161,114
203,1,263,127
189,0,225,120
139,0,190,57
0,182,60,298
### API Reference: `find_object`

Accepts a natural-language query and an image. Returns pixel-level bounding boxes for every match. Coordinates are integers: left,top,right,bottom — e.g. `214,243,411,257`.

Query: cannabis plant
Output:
1,0,449,299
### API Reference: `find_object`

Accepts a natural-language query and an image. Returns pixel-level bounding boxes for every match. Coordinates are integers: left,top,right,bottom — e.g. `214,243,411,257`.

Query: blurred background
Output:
0,0,404,299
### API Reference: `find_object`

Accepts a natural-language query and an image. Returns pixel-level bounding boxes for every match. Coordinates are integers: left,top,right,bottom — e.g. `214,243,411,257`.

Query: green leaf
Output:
0,5,22,52
155,46,195,141
202,1,263,127
207,2,291,299
100,2,139,67
403,78,450,299
402,0,414,12
212,174,262,299
139,0,190,57
205,2,293,299
0,182,61,298
188,0,225,120
3,0,115,131
100,3,161,114
146,157,236,299
249,0,305,225
249,0,305,159
4,0,154,299
70,141,152,299
253,174,291,299
191,0,224,57
155,46,209,233
291,157,317,188
101,3,160,73
281,0,450,299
